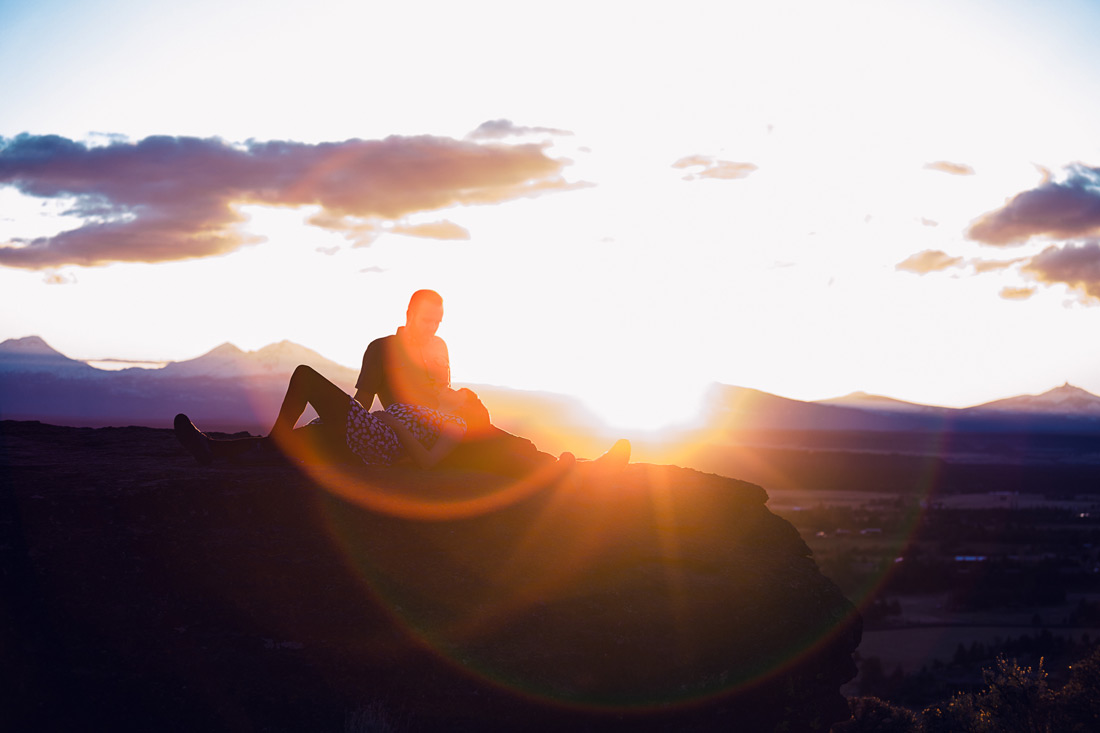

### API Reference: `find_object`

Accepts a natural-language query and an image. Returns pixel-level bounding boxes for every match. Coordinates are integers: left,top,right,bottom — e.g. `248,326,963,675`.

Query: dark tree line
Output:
836,644,1100,732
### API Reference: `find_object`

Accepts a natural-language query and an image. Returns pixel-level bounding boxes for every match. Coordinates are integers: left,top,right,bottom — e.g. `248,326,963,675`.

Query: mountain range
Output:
0,336,353,431
0,336,358,382
3,335,1100,443
824,384,1100,417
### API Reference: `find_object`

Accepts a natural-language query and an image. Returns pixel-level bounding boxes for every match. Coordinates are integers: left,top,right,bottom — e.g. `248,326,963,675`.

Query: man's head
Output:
405,290,444,343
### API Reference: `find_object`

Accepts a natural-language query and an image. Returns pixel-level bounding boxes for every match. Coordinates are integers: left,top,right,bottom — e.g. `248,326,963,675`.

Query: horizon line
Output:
2,333,1093,412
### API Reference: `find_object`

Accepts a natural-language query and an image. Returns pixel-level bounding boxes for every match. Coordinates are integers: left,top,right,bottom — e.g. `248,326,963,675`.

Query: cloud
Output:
924,160,975,176
391,220,470,240
466,119,573,140
896,249,965,274
967,164,1100,245
0,133,573,269
1022,241,1100,301
972,257,1026,274
999,286,1036,301
305,210,384,246
672,155,758,181
42,270,76,285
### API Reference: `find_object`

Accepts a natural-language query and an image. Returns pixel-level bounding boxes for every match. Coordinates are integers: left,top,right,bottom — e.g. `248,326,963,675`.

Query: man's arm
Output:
375,411,463,469
424,336,451,392
440,339,451,389
353,340,383,408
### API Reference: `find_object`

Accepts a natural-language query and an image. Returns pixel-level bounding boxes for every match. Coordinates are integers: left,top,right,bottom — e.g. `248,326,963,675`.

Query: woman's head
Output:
439,387,491,431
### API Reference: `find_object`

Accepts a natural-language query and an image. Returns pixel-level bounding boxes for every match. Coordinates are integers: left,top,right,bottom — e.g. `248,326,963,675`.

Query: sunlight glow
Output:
577,378,712,434
4,0,1100,411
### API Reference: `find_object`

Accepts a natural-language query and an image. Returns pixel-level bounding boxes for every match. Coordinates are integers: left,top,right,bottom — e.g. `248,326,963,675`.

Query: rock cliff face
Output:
2,420,860,732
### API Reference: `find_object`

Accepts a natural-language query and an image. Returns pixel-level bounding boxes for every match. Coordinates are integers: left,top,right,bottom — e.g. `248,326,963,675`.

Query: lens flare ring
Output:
292,460,859,713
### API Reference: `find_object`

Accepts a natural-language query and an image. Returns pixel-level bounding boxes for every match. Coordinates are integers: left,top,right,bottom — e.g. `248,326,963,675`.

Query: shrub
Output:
976,656,1052,733
835,646,1100,733
1053,645,1100,732
919,691,988,733
832,696,919,732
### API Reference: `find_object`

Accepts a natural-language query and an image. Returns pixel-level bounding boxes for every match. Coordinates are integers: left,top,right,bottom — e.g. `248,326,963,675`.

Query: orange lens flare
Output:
298,461,859,713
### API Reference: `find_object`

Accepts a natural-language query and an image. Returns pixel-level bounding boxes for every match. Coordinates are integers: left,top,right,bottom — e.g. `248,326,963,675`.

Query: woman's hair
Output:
450,388,491,432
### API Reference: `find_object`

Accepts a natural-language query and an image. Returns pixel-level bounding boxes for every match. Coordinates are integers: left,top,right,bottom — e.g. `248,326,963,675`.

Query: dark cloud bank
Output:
968,165,1100,246
1024,241,1100,300
900,164,1100,303
967,164,1100,302
0,130,573,269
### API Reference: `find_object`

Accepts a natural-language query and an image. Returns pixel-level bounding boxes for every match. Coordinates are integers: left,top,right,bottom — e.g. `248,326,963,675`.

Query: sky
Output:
3,0,1100,430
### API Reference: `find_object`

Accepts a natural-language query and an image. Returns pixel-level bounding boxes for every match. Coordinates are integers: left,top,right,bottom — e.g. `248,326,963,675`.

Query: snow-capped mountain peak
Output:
207,343,246,356
974,383,1100,416
156,340,352,381
0,335,67,357
0,335,94,375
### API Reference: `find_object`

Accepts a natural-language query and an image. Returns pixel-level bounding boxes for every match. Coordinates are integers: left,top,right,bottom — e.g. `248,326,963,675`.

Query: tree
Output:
859,656,887,698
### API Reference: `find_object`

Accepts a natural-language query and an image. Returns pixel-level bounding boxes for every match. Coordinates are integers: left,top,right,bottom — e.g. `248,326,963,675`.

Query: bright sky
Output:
3,0,1100,429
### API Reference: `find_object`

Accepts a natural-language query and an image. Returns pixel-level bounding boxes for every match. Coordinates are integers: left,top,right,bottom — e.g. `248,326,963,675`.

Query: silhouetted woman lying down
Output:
174,365,630,473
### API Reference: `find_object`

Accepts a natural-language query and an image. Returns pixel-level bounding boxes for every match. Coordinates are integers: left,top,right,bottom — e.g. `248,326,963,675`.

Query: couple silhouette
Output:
175,290,630,482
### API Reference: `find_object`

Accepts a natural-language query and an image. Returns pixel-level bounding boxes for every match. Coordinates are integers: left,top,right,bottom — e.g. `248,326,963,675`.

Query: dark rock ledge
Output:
1,420,860,732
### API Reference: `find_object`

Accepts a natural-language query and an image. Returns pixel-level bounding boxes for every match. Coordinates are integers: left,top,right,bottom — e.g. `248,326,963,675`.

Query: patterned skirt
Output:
344,397,403,465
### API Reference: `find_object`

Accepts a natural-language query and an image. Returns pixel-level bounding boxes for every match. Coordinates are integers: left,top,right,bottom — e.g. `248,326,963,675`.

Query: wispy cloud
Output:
0,132,574,269
672,155,758,181
972,257,1026,274
391,220,470,240
924,160,975,176
466,119,573,141
999,286,1036,301
968,164,1100,245
896,249,965,274
41,270,76,285
1022,241,1100,301
899,250,1034,279
903,242,1100,305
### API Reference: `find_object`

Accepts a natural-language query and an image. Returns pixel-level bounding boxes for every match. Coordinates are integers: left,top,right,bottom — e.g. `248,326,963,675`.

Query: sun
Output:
575,378,712,435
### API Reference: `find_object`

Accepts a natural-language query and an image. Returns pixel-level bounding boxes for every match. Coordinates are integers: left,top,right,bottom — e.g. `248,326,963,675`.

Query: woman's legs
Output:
174,414,269,462
174,413,215,464
269,365,352,444
175,365,353,464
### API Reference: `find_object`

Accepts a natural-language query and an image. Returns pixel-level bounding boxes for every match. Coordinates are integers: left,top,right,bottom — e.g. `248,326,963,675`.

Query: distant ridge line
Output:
3,335,1100,428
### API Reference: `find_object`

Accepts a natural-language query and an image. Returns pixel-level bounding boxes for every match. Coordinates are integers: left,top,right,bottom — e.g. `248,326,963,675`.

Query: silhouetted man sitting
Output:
355,290,604,480
354,289,452,413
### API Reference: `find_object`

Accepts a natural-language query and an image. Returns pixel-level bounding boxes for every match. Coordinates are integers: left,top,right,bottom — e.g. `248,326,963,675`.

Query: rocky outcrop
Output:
2,420,860,732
